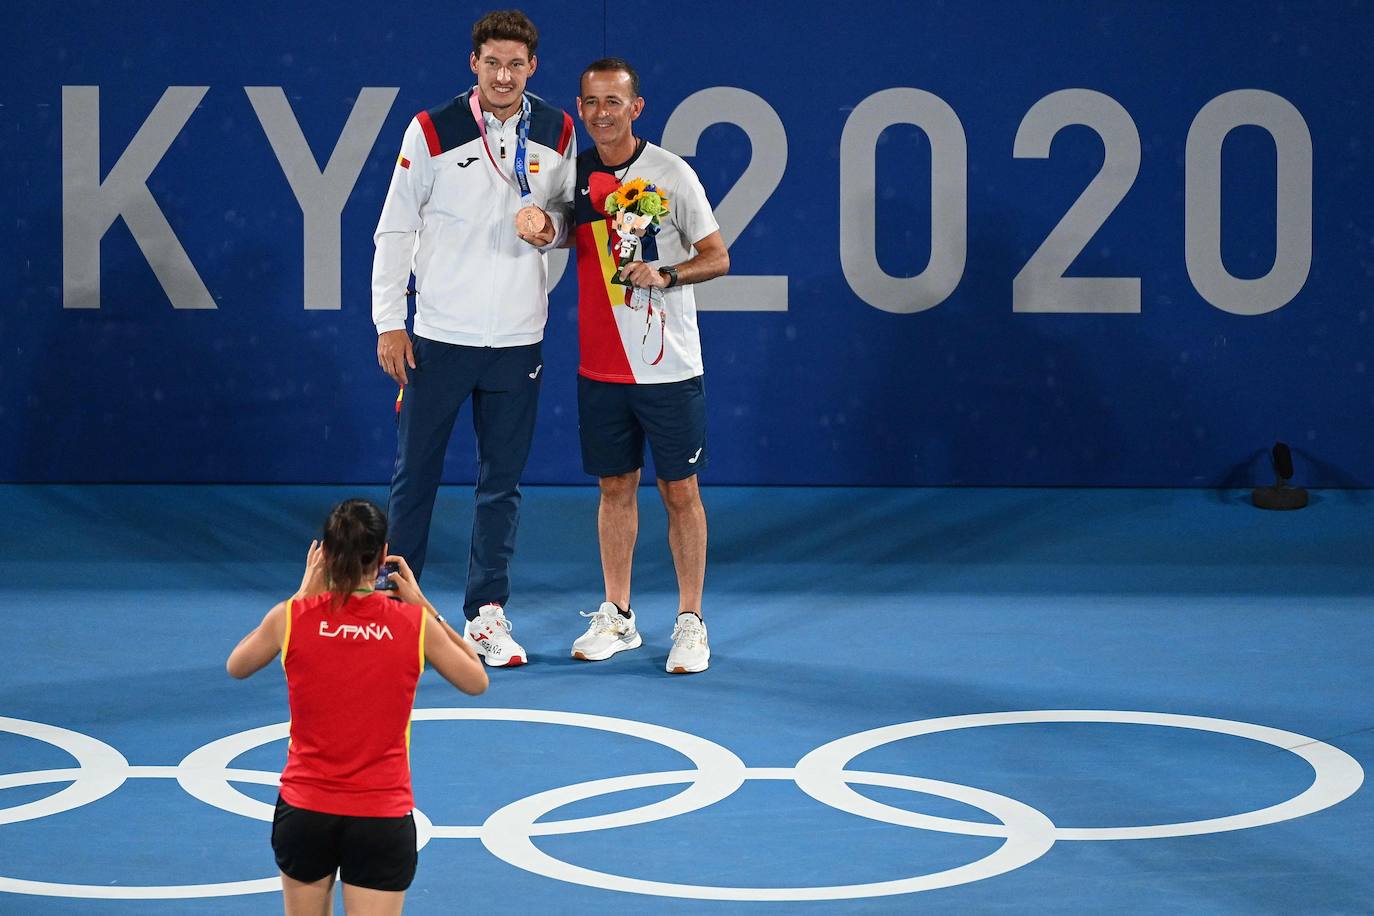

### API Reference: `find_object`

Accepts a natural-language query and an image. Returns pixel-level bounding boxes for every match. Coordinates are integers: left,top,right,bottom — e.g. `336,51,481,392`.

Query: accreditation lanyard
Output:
627,287,667,366
468,90,532,201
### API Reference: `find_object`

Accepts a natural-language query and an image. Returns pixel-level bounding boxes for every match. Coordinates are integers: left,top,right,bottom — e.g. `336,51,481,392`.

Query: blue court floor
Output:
1,485,1370,914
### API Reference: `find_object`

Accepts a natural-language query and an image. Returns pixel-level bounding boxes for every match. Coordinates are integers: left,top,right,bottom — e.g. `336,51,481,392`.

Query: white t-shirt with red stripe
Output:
573,142,719,384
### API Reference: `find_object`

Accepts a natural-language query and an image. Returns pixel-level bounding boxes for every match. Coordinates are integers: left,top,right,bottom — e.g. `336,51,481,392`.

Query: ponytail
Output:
321,498,388,605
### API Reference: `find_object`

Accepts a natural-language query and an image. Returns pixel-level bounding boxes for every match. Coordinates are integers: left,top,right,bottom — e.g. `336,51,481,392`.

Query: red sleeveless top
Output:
279,591,426,817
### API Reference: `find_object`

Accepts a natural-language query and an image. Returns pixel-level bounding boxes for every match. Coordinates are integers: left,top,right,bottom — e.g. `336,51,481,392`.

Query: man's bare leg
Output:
599,470,640,610
658,475,707,615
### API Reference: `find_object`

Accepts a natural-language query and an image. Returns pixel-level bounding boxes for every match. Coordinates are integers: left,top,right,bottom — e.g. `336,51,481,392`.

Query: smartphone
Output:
374,561,399,591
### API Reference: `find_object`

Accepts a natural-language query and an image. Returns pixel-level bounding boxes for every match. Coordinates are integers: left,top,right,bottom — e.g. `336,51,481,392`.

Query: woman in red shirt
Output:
228,498,487,915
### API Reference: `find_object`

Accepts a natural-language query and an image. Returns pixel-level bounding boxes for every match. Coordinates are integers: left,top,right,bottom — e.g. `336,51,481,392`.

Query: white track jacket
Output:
372,89,576,347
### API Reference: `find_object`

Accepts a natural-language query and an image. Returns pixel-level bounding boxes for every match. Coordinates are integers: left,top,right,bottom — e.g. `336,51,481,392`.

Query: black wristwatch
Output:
659,264,679,288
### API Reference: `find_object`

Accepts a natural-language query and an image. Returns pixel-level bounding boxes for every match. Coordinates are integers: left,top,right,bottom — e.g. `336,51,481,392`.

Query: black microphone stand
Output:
1252,442,1309,510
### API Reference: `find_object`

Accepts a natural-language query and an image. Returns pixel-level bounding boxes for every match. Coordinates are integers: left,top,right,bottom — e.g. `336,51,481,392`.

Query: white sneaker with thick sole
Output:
465,603,526,667
666,612,709,674
571,602,642,661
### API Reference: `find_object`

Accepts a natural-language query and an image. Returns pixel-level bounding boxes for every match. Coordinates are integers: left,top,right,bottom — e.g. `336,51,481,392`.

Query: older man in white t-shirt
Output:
521,57,729,674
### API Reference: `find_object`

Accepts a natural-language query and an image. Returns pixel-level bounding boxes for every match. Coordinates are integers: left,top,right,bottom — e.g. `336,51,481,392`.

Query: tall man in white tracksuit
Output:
371,10,574,668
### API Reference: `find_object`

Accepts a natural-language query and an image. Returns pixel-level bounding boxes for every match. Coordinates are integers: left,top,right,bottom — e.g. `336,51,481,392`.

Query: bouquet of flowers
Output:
605,177,670,285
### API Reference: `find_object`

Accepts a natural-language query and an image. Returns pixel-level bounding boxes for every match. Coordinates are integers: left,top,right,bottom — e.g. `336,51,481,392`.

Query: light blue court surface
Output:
1,485,1371,914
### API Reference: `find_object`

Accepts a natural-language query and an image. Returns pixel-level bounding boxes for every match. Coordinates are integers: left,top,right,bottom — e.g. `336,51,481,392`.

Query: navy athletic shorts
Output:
577,374,708,481
271,795,417,891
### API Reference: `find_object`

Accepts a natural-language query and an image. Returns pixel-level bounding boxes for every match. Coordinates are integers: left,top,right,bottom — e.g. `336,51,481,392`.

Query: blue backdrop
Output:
3,1,1371,485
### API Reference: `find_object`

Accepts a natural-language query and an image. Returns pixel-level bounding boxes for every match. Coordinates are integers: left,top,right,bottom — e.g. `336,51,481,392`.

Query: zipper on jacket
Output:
484,165,508,347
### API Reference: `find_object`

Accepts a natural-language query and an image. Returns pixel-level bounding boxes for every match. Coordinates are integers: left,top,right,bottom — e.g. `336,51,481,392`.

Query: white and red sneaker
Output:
464,604,526,667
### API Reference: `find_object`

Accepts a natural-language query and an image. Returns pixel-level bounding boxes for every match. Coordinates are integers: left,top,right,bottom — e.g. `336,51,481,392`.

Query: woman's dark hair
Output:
471,9,539,56
322,499,388,598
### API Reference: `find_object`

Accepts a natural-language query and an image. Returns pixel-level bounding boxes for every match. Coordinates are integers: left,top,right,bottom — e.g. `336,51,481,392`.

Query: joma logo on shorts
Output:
318,621,394,640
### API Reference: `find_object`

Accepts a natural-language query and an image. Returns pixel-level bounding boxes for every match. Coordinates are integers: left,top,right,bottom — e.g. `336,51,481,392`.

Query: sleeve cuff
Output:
539,211,570,251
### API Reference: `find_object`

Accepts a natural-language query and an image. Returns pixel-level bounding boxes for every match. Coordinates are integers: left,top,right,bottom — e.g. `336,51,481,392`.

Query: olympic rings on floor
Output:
793,710,1368,842
0,709,1363,901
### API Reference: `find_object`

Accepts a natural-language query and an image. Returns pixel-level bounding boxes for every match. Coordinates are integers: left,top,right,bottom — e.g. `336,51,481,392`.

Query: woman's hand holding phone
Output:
382,555,427,609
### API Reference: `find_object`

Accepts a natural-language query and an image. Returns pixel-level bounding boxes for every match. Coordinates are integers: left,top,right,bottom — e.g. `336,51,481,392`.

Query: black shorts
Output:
578,374,707,481
271,796,417,892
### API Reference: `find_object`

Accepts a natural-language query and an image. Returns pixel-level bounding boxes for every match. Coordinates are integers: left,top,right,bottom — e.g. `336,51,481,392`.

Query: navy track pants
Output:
386,335,543,620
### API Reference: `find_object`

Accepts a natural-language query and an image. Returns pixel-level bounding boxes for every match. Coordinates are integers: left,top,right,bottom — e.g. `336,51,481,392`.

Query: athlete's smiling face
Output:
470,40,536,117
578,70,644,156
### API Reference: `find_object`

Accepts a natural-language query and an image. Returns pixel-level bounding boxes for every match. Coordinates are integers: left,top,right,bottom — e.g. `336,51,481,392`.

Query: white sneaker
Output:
666,612,709,674
465,604,526,667
571,602,642,661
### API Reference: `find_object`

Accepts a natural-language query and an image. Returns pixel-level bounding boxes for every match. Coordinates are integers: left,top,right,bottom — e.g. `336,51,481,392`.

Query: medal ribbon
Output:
468,89,532,201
